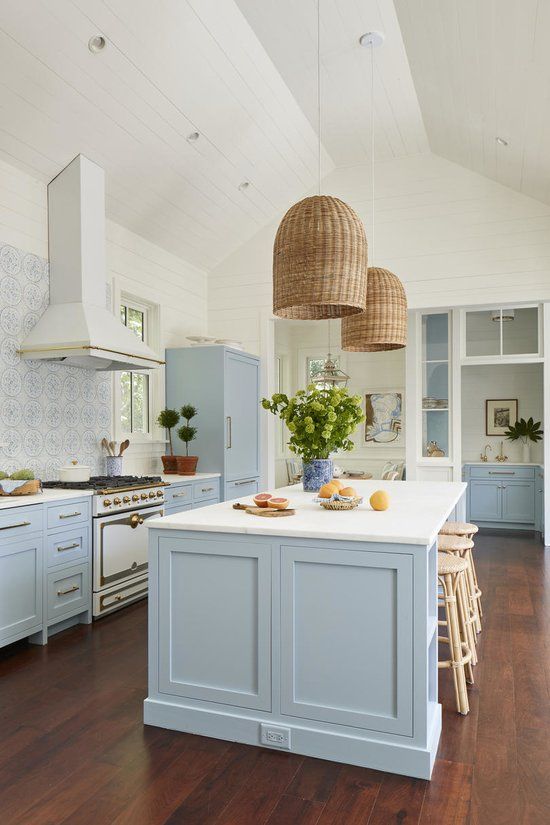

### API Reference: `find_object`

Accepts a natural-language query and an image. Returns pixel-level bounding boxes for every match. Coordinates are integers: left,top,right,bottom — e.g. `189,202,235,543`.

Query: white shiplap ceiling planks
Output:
0,0,330,268
235,0,429,167
395,0,550,207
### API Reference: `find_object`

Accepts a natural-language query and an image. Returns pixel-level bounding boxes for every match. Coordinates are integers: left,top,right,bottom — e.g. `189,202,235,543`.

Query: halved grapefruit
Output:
267,497,290,510
253,493,273,508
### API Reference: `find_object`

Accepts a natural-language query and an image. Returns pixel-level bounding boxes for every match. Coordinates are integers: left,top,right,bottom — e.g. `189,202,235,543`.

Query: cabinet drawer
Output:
225,478,260,502
0,506,42,542
164,502,194,517
46,499,90,530
469,466,535,480
193,478,220,502
164,484,192,508
46,526,90,568
193,498,219,510
47,563,89,622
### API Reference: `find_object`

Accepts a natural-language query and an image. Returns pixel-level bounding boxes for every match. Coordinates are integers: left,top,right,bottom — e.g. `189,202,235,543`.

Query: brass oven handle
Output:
57,585,80,596
59,511,82,519
0,520,31,531
130,514,144,528
226,416,232,449
57,542,80,552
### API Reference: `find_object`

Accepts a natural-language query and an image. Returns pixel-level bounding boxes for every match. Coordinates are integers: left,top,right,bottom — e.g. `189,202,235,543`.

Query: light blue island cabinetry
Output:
165,346,260,501
0,494,92,649
145,480,465,779
464,464,543,530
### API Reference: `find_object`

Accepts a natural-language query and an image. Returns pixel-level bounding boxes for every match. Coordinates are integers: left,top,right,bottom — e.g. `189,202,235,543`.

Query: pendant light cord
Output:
317,0,322,196
370,38,375,267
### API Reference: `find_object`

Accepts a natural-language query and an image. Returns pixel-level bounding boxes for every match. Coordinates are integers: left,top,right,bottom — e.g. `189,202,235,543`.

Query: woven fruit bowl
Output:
318,496,363,511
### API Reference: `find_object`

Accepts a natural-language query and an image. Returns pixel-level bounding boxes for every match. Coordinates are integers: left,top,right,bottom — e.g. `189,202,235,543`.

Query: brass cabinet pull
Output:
226,416,232,449
172,492,188,499
234,479,255,486
0,520,31,531
201,487,214,493
57,584,80,596
57,542,80,552
59,511,82,519
488,471,515,475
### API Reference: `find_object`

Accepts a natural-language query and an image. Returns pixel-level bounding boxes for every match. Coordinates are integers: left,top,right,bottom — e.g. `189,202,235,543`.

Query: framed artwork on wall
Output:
365,390,403,445
485,399,518,435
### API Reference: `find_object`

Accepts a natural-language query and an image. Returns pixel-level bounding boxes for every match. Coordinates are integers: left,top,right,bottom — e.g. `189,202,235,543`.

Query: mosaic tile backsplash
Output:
0,242,111,480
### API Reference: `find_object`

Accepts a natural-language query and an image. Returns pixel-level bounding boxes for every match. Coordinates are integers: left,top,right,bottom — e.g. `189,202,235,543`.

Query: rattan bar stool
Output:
437,552,473,715
439,521,482,631
438,534,478,663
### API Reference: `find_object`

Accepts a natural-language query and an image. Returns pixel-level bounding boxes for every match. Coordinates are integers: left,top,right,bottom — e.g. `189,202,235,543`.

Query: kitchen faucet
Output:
480,444,492,462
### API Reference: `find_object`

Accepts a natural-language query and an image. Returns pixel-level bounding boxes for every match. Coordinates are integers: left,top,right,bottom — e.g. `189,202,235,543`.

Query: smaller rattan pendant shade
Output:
273,195,368,319
341,267,407,351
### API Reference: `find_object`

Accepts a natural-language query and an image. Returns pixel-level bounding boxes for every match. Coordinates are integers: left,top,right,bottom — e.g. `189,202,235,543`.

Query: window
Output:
120,301,150,434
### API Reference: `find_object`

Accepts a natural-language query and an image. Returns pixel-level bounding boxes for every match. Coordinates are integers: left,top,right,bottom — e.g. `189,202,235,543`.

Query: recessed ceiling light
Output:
88,35,106,53
359,31,385,48
495,136,509,146
238,181,250,191
186,131,200,142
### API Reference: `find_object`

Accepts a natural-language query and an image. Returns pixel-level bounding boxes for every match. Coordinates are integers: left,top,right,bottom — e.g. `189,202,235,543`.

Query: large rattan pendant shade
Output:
341,267,407,351
272,195,368,319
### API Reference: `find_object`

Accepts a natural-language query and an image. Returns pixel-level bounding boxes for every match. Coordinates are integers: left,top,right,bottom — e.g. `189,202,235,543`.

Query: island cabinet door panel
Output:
157,537,271,710
469,480,501,521
225,351,260,482
501,481,535,523
280,546,413,736
0,537,43,644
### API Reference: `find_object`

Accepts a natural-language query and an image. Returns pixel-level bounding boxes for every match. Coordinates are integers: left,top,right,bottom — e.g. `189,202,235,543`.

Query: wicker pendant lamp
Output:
273,195,368,319
341,33,407,352
272,1,368,321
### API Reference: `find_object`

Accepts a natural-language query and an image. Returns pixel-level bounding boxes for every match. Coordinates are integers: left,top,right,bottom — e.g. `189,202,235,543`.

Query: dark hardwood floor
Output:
1,533,549,824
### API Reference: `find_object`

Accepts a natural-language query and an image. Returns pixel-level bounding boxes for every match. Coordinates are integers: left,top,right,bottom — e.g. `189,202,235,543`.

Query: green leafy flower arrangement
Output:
262,385,364,462
504,417,543,444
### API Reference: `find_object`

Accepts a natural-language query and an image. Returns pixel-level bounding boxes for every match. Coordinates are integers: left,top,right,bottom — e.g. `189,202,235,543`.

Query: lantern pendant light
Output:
272,1,368,321
341,33,407,352
313,320,350,387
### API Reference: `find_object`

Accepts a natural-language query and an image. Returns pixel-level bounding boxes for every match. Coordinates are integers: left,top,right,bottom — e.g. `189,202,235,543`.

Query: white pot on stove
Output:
59,460,91,483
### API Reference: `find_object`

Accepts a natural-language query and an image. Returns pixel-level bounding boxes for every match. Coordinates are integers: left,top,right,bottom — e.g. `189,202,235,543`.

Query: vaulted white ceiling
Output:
395,0,550,205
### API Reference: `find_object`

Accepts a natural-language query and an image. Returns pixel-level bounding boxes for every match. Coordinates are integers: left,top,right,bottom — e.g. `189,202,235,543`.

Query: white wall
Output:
274,320,405,486
208,153,550,355
461,363,543,464
0,158,208,477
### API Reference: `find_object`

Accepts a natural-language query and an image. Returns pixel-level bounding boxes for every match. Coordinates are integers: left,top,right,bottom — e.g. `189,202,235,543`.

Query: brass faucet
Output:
495,441,508,462
480,444,492,462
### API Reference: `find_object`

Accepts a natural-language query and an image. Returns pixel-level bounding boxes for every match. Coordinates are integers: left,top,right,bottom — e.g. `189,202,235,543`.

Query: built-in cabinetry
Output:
166,346,261,500
164,476,220,516
464,464,543,531
0,497,92,649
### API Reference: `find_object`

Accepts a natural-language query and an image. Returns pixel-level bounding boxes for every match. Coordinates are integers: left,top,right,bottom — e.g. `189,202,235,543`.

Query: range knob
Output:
132,494,139,502
156,490,163,498
140,493,147,500
114,497,122,506
148,491,155,499
103,499,112,507
123,496,131,504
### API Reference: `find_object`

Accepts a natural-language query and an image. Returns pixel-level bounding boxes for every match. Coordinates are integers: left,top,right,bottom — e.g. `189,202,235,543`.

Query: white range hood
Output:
19,155,163,371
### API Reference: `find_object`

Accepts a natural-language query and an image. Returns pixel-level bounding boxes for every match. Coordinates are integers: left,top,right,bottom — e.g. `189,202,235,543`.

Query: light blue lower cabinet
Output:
225,478,260,501
47,563,90,623
0,536,43,646
465,464,540,529
146,531,439,779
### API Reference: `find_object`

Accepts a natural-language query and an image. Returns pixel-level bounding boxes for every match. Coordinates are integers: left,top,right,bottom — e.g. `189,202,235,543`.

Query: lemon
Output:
370,490,390,511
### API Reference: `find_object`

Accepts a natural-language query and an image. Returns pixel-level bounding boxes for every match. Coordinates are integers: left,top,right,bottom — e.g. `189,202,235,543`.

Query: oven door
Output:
93,506,164,591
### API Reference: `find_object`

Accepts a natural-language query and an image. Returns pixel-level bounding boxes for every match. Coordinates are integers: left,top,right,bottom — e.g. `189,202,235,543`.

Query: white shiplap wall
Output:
0,157,208,474
208,153,550,354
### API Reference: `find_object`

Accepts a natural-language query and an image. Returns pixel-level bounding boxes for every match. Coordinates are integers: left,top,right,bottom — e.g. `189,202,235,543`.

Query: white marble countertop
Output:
161,472,221,484
0,488,93,510
147,480,466,546
463,462,543,467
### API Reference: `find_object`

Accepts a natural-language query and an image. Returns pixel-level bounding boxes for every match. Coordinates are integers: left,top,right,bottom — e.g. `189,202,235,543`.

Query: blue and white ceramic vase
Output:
302,458,333,492
105,456,123,477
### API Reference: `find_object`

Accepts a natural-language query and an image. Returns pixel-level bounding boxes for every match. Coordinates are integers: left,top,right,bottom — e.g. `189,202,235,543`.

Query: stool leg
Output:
465,546,482,633
467,534,483,622
456,572,476,680
444,572,470,715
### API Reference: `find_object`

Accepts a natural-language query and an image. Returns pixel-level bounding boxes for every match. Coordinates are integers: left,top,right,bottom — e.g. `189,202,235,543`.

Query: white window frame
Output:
113,287,163,446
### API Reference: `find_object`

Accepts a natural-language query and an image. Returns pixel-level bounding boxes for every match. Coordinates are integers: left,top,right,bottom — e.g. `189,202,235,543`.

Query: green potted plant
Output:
157,408,180,474
262,385,364,491
177,404,199,475
505,416,543,463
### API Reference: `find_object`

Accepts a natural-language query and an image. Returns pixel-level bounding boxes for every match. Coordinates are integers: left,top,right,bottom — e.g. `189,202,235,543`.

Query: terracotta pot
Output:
161,455,178,474
176,455,199,475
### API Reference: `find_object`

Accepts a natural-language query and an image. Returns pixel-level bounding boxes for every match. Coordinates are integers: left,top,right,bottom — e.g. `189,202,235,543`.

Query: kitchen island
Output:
144,479,465,779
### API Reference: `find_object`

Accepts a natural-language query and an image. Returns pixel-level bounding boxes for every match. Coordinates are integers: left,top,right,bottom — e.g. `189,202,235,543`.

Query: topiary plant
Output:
505,417,543,444
10,469,35,480
156,408,180,456
178,404,198,456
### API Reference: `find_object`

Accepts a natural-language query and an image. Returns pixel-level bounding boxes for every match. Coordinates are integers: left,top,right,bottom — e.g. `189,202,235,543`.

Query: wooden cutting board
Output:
233,502,295,517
